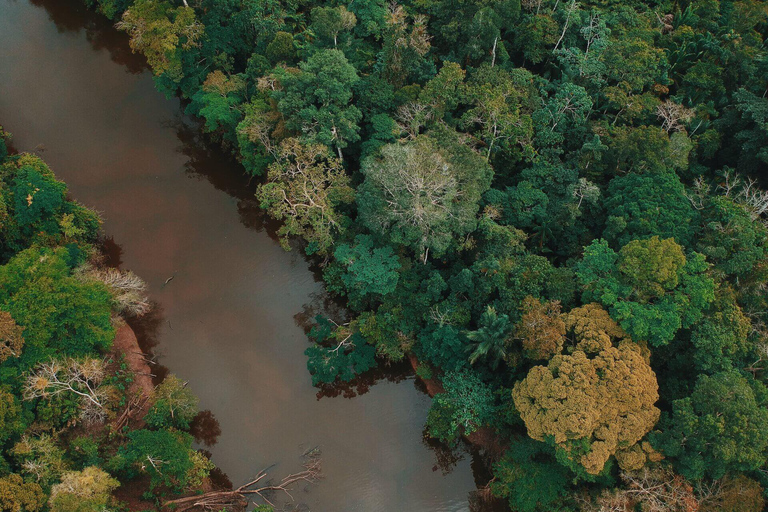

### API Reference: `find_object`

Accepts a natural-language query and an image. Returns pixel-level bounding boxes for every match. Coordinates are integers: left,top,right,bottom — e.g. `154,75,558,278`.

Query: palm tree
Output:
466,306,512,370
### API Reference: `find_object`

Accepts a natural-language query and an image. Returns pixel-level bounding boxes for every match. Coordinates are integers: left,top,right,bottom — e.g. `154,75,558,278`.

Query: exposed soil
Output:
110,322,155,424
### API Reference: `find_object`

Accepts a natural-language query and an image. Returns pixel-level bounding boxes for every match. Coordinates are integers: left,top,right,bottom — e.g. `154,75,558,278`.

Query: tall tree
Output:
654,371,768,480
513,304,660,476
275,49,362,158
116,0,203,82
358,133,492,261
257,139,354,254
466,306,512,369
576,237,715,346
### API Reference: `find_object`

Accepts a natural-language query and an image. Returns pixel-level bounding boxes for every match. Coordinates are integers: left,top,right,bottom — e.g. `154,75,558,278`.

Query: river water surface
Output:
0,0,478,509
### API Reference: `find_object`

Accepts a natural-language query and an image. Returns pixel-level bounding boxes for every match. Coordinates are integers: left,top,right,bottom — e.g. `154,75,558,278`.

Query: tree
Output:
303,316,377,385
417,324,471,373
419,61,466,121
426,370,496,444
358,133,492,261
730,89,768,173
513,14,559,65
618,236,686,301
491,439,571,512
1,155,100,255
309,6,357,47
10,165,66,243
379,4,431,87
653,371,768,480
466,306,512,369
461,66,536,160
23,358,110,424
116,0,203,82
690,288,752,373
49,467,119,512
110,429,195,491
355,308,412,361
145,375,199,430
696,195,768,280
554,11,609,90
513,304,660,475
603,171,696,248
11,434,69,487
188,71,246,138
265,31,295,63
332,235,401,305
533,82,592,150
700,475,766,512
576,238,715,346
581,466,698,512
0,389,22,444
80,266,150,317
236,95,281,177
0,126,8,163
276,49,362,156
0,247,116,367
0,474,45,512
515,296,565,360
257,138,354,254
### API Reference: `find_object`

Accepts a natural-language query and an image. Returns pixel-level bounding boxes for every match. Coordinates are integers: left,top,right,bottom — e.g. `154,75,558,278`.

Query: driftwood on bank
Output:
163,453,322,511
113,393,151,432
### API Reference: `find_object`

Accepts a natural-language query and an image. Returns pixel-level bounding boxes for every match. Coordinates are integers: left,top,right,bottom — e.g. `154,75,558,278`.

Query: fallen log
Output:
163,452,321,511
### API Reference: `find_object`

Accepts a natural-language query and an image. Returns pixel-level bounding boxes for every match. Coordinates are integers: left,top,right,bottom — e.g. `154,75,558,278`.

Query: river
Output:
0,0,480,510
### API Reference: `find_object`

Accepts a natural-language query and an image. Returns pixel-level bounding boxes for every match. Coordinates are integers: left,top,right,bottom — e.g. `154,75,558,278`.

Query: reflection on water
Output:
125,304,170,385
170,116,282,242
0,0,486,509
191,410,223,447
314,361,413,401
28,0,146,73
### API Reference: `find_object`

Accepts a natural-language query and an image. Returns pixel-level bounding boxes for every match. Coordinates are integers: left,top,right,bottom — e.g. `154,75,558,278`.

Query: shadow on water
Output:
28,0,147,74
190,409,223,447
98,234,124,268
314,360,413,400
424,435,466,476
124,304,170,385
168,115,299,250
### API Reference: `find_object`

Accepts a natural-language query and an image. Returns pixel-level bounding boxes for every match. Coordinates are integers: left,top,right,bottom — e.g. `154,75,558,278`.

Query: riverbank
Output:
111,323,154,412
409,355,507,461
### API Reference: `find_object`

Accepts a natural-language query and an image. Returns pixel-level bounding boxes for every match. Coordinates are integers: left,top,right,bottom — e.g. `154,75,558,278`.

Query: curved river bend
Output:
0,0,478,510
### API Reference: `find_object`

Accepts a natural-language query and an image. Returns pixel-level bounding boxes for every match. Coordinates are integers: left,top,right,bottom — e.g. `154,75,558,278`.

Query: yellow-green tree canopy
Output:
116,0,203,82
512,304,660,475
0,473,45,512
515,296,565,361
49,466,119,512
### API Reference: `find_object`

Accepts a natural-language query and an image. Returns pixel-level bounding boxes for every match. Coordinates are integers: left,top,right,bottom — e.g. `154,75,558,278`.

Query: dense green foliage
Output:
0,130,218,510
66,0,768,506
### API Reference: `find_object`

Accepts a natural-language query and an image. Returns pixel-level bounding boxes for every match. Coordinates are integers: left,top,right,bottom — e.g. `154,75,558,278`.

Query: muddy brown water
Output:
0,0,481,509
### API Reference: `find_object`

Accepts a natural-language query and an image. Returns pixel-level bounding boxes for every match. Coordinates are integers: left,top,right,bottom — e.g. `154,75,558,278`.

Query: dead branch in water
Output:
163,451,322,511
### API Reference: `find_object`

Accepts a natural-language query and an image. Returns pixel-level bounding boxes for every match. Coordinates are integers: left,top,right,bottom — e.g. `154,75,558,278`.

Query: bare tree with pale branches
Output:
23,358,110,424
578,467,699,512
718,169,768,221
76,264,151,317
656,101,694,133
